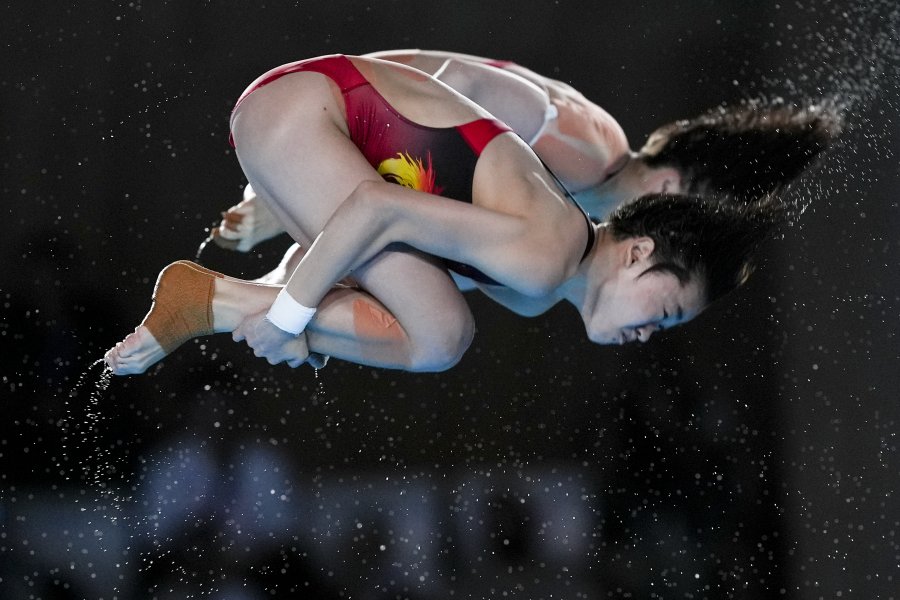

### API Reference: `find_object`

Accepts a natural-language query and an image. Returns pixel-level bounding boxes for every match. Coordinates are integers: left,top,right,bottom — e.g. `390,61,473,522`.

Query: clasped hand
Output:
233,310,326,369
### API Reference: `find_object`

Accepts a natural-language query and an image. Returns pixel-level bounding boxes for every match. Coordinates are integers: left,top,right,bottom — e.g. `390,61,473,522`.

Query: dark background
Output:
1,1,897,598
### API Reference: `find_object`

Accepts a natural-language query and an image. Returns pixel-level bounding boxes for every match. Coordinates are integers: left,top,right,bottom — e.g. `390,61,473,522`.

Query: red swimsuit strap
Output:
456,119,512,156
483,59,516,69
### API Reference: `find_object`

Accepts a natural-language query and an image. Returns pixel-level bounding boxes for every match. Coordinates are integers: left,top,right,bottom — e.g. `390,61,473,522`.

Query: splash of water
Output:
59,358,113,483
313,366,326,402
193,220,220,267
59,357,136,513
760,1,900,219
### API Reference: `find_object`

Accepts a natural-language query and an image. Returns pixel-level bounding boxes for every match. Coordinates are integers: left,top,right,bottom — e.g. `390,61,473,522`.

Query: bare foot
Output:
104,326,167,375
105,261,223,375
213,185,285,252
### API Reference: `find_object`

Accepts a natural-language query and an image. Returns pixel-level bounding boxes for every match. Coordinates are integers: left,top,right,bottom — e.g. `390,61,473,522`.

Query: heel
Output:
140,262,224,354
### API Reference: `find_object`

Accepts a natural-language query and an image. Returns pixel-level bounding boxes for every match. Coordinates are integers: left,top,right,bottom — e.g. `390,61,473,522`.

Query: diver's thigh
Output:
233,71,474,361
231,72,382,242
353,248,474,354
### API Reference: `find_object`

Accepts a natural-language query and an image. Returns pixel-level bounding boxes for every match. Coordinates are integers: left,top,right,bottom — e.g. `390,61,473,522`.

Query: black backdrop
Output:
1,1,898,598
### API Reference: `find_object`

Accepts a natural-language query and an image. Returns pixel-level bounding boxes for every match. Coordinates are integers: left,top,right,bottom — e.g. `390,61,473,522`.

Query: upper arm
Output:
360,152,575,296
364,51,553,144
477,283,559,317
366,177,535,283
280,152,582,310
433,60,551,144
364,49,501,77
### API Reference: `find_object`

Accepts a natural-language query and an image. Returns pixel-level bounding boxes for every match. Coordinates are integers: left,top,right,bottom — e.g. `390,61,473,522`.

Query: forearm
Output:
216,272,414,369
279,177,519,308
281,182,395,309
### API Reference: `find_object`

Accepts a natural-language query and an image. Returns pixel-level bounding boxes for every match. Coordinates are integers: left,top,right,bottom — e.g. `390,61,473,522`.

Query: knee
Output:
406,308,475,372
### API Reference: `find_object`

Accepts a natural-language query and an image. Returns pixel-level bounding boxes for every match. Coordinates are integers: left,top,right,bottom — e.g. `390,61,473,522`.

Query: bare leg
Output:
230,67,476,371
104,260,261,375
104,260,427,375
109,61,485,375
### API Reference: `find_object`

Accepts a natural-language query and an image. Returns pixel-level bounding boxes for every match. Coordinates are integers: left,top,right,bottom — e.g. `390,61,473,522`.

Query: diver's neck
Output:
559,223,607,314
572,186,621,220
572,152,641,219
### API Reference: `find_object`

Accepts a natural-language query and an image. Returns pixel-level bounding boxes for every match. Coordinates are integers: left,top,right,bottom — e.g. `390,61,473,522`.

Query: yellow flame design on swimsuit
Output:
377,152,443,194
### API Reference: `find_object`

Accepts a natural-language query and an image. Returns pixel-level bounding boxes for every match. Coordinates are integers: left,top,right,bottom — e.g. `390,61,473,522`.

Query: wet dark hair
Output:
640,100,843,200
607,193,786,304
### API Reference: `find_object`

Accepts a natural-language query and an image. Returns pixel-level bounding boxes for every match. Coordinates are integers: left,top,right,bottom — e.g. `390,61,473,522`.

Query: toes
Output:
235,238,255,253
105,348,125,375
217,227,242,240
105,327,165,376
117,337,136,358
212,230,241,250
222,212,245,228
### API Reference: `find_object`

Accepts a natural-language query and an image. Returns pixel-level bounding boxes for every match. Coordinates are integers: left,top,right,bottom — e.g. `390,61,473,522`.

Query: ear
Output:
626,236,656,266
644,166,682,195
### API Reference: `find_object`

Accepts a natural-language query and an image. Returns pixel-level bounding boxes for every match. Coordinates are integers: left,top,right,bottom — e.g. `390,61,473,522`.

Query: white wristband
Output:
265,289,317,335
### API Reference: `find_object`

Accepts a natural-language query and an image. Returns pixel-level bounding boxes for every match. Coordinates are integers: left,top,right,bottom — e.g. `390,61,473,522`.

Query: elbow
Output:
346,179,394,233
513,303,551,318
520,259,566,298
348,179,386,210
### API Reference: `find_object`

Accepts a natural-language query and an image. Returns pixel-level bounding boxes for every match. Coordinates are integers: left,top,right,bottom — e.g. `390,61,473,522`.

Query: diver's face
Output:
585,259,705,345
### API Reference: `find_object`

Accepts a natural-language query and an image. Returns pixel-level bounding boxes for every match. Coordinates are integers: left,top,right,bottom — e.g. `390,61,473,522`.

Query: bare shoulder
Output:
543,78,628,153
470,133,549,212
530,89,629,188
472,133,590,280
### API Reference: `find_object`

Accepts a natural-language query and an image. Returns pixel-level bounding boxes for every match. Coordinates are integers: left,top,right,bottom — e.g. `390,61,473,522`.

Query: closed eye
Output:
659,305,684,331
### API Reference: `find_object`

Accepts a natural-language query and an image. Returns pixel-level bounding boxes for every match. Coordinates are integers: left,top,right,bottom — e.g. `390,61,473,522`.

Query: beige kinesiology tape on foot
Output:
140,261,224,354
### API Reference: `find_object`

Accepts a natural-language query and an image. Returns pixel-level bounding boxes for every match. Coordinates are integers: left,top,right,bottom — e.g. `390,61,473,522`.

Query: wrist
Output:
265,289,316,335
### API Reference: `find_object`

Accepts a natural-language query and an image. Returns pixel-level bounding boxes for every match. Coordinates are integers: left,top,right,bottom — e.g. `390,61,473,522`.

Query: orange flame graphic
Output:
377,152,443,194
